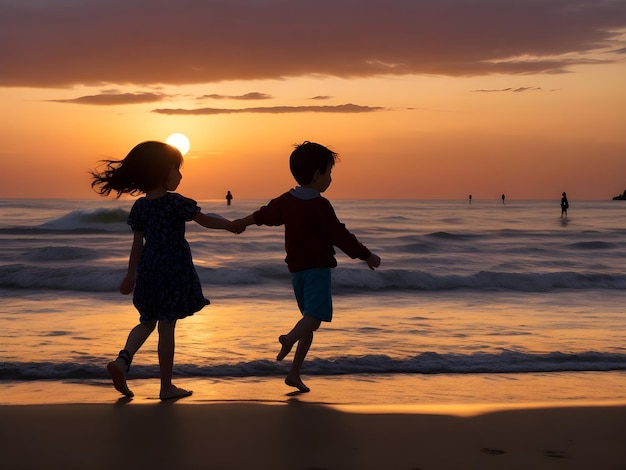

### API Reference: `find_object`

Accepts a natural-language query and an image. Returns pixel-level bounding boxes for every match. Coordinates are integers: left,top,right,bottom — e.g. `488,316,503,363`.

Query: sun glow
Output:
166,133,190,156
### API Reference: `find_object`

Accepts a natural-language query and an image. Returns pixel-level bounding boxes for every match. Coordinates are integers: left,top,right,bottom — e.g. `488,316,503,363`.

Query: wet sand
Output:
2,388,625,469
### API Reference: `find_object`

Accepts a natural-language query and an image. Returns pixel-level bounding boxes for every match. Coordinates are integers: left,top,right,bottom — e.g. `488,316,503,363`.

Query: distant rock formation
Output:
612,190,626,200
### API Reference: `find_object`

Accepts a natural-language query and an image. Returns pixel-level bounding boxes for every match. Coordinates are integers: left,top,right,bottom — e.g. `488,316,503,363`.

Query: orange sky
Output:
1,0,625,200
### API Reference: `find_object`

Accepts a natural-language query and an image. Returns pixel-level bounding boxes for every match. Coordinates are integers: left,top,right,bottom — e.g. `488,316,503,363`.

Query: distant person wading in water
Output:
561,192,569,218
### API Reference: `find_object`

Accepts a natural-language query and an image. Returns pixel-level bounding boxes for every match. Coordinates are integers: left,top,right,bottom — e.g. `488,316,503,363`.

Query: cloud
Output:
472,86,543,93
1,0,625,87
152,104,385,115
48,90,344,108
199,92,273,100
512,87,542,93
50,92,167,105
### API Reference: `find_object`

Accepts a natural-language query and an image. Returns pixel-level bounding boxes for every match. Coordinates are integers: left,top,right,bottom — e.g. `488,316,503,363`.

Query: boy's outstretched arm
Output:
366,252,381,270
193,212,244,233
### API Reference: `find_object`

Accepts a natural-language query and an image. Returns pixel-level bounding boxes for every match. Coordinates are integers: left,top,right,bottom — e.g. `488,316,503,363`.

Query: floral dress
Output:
128,192,210,322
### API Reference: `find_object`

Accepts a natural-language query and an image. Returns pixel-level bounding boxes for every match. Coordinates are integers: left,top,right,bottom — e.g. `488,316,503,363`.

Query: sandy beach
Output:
2,378,626,470
2,402,626,469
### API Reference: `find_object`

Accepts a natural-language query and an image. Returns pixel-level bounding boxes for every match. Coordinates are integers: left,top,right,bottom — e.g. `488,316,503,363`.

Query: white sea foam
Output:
3,351,626,381
40,208,129,231
2,263,625,292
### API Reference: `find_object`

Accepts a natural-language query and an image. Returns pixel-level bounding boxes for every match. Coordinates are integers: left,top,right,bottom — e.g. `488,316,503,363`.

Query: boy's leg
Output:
107,321,156,397
285,331,315,392
281,268,330,391
277,315,321,360
157,319,192,400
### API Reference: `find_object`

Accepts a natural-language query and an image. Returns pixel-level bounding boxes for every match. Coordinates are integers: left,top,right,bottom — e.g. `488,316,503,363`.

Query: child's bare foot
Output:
159,385,193,401
276,335,294,361
106,359,134,397
285,375,310,393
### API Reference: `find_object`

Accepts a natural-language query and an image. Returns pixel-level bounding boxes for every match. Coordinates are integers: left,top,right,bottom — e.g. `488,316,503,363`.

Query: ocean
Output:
1,197,626,406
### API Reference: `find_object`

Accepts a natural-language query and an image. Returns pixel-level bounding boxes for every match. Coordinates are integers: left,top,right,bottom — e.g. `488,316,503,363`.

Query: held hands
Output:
366,253,381,270
193,213,245,233
227,219,246,234
230,218,250,234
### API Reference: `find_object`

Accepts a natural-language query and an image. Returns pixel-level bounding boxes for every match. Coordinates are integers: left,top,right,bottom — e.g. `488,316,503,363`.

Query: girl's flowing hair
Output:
90,141,183,198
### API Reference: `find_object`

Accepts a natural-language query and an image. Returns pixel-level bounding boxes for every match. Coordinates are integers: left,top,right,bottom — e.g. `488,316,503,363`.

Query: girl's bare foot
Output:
276,335,294,361
159,385,193,401
106,358,134,397
285,375,310,393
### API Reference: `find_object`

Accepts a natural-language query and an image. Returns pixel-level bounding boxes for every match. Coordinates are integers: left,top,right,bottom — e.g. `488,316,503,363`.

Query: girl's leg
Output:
124,321,157,356
157,319,192,400
107,321,156,397
285,331,314,393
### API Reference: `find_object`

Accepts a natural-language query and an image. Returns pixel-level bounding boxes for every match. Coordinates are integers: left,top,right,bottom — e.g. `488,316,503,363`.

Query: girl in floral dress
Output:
91,141,242,400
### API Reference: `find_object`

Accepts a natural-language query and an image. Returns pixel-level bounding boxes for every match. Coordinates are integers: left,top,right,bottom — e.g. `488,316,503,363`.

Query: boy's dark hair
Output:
289,141,338,185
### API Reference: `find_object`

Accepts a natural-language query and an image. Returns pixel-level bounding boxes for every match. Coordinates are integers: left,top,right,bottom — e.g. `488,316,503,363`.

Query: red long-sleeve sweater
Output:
253,192,372,273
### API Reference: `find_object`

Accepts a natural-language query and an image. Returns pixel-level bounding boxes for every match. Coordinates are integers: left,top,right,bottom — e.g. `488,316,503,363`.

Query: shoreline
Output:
3,371,626,407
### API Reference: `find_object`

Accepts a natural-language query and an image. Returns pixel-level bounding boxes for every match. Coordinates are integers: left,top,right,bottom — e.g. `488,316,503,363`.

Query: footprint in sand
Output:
481,448,506,455
545,450,567,459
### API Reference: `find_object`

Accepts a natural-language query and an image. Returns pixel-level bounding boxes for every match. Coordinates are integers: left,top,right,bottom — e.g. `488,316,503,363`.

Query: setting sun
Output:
166,133,190,156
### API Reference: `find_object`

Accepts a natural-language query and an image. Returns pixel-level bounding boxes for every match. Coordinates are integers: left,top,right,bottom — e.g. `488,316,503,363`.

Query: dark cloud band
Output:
1,0,624,88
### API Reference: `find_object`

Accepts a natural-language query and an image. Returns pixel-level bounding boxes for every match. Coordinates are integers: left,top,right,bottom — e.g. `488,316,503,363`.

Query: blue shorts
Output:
291,268,333,322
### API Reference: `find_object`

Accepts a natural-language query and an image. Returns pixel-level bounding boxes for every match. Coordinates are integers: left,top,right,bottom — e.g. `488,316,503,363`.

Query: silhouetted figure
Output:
561,192,569,218
501,194,505,205
469,194,472,204
231,141,381,393
226,190,233,206
90,141,241,400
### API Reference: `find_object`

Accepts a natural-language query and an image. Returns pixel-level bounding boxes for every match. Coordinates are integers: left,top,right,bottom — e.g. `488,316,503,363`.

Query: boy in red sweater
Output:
234,141,381,392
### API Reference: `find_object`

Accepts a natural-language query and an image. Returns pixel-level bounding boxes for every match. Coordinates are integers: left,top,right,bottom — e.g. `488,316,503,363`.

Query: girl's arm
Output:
120,231,143,294
193,212,244,233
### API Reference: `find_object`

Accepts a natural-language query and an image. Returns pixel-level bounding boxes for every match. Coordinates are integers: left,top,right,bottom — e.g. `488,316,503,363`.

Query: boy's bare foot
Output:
276,335,294,361
285,375,310,393
106,359,134,397
160,385,193,401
